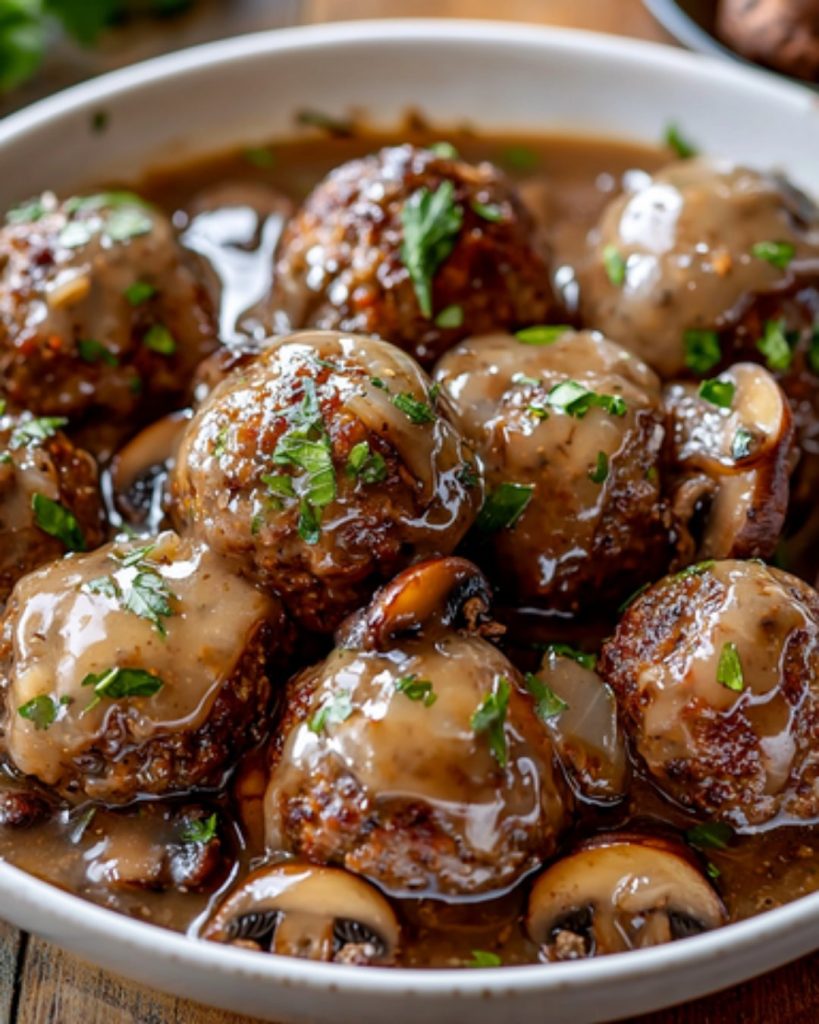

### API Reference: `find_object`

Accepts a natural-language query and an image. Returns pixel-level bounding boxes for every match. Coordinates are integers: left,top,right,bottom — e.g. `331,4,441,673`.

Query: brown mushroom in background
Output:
0,409,105,606
434,329,671,613
263,557,570,898
599,559,819,828
270,144,560,367
664,362,795,563
170,330,483,633
526,834,726,960
0,531,293,803
203,862,400,965
718,0,819,82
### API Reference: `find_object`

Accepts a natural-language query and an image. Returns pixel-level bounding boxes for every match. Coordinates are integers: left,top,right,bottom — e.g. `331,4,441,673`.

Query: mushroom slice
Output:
664,362,794,560
526,835,726,960
203,863,400,965
337,556,495,651
533,650,628,803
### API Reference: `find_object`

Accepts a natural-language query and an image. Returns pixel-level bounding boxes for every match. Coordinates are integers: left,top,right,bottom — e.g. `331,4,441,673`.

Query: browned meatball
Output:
271,144,559,366
0,191,217,421
263,559,570,898
434,329,671,612
171,330,483,632
579,160,819,381
599,559,819,828
0,531,292,803
0,409,105,604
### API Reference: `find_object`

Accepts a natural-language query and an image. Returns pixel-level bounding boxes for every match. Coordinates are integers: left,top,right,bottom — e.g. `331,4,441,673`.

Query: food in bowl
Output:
1,118,819,969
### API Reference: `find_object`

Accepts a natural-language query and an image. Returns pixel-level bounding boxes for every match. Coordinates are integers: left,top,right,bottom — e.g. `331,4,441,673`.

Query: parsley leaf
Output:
684,329,721,375
144,324,176,356
664,123,699,159
751,240,795,270
476,482,533,532
588,450,609,484
470,199,504,223
244,146,275,169
515,324,571,346
297,499,321,544
395,674,437,707
78,339,118,366
18,694,61,730
308,692,354,734
345,441,387,484
687,822,733,851
122,571,174,636
434,304,464,329
31,493,85,551
698,377,736,409
546,380,627,418
732,427,754,461
10,416,67,448
429,141,459,159
524,672,568,722
124,280,157,306
603,245,626,287
181,812,218,845
466,950,502,968
81,666,163,714
400,180,463,318
756,319,793,372
542,643,597,672
392,392,436,424
471,676,511,767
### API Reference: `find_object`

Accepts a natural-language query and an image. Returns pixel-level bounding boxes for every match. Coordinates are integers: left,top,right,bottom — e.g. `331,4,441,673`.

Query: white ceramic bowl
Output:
2,19,819,1024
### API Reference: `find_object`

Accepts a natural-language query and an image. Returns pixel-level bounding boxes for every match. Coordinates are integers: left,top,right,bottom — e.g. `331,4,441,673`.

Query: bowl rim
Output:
1,15,818,997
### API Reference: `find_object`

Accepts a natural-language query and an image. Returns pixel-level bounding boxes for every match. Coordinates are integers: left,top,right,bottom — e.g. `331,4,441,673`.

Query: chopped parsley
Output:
524,672,568,723
392,392,436,424
470,199,504,223
400,180,463,318
671,560,715,582
602,245,626,287
6,199,46,225
500,146,538,172
297,500,322,545
588,450,609,484
345,441,387,484
434,304,464,329
395,674,437,707
716,641,744,693
295,109,353,137
664,122,699,159
457,461,480,488
809,327,819,375
81,667,163,714
31,493,85,551
244,146,275,170
756,319,793,372
18,694,65,730
698,377,735,409
466,950,502,968
429,141,459,159
261,473,296,500
476,482,534,532
686,822,733,851
542,643,597,672
116,544,156,569
106,204,153,242
144,324,177,356
471,676,511,768
684,329,721,375
10,416,67,448
546,380,627,418
515,324,571,346
78,339,118,366
124,280,157,306
212,429,228,459
181,813,218,845
122,571,174,636
751,240,795,270
732,427,754,461
308,692,354,734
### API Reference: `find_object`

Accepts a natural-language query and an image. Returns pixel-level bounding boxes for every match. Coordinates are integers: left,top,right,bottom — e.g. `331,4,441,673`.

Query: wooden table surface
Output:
4,2,819,1022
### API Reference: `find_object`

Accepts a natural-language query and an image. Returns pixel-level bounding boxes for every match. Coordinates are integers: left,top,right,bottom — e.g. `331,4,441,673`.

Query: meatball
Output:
271,144,559,366
263,558,570,898
0,409,105,604
718,0,819,81
434,329,671,612
171,330,483,632
579,159,819,380
0,190,217,420
0,531,292,802
599,559,819,828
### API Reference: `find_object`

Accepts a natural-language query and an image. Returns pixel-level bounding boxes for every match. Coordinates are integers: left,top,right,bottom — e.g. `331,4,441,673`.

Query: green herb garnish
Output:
392,392,436,424
181,813,218,844
297,499,321,545
686,822,733,851
751,240,795,270
466,950,502,968
31,493,84,551
546,380,627,418
144,324,176,356
471,676,511,768
457,461,480,488
345,441,387,484
500,146,538,172
395,674,437,707
429,141,459,159
476,482,534,532
524,673,568,723
664,123,698,159
244,146,275,169
515,324,571,346
732,427,754,461
122,572,174,636
809,327,819,375
698,377,736,409
295,109,353,137
400,180,463,318
308,692,354,734
434,304,464,329
717,641,744,693
124,281,157,306
18,694,61,730
261,474,296,500
589,450,609,484
6,198,45,224
470,199,504,223
81,667,163,714
10,416,67,448
684,329,721,375
78,339,118,365
603,245,626,287
757,319,793,372
543,643,597,672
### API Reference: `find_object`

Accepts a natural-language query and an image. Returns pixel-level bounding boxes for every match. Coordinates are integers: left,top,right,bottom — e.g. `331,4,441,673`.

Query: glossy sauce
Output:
1,127,818,968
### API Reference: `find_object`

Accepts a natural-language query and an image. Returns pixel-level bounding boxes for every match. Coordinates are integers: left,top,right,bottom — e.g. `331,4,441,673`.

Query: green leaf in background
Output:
44,0,120,45
0,0,45,93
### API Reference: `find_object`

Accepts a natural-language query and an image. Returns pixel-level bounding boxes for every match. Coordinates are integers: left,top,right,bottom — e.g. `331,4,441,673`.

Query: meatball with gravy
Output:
171,330,483,632
434,329,670,612
0,531,292,803
263,558,570,897
271,144,559,366
0,191,216,421
600,559,819,828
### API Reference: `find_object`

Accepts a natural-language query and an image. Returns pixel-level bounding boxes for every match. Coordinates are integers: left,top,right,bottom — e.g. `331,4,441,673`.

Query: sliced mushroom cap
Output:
533,650,628,803
526,834,726,960
203,863,400,964
337,556,495,651
664,362,794,561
